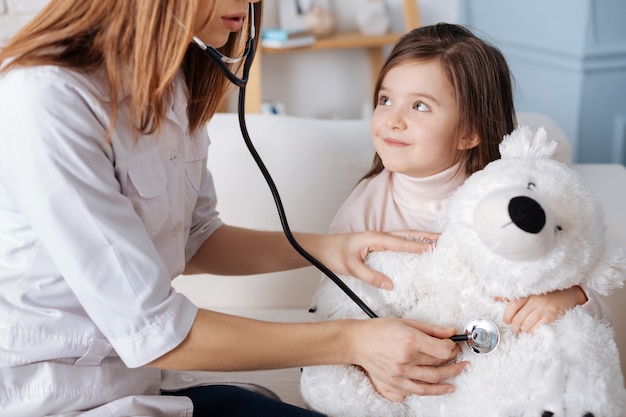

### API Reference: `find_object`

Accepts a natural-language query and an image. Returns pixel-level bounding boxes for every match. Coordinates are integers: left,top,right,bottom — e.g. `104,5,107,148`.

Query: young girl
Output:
309,23,608,402
0,2,467,416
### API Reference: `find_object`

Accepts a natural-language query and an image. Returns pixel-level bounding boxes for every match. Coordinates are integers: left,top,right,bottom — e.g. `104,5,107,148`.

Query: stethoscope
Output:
192,3,500,354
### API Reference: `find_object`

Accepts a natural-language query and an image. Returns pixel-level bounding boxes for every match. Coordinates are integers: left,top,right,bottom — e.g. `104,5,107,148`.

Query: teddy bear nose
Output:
508,196,546,234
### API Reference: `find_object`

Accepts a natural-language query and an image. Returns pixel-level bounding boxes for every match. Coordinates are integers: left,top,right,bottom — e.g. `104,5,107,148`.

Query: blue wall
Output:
459,0,626,164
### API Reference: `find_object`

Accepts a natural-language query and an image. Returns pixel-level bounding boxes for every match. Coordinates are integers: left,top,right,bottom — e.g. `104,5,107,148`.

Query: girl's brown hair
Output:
0,0,262,138
363,23,516,180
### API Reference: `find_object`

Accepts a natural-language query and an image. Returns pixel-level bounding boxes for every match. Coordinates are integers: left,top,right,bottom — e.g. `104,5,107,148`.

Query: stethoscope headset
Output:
192,3,499,354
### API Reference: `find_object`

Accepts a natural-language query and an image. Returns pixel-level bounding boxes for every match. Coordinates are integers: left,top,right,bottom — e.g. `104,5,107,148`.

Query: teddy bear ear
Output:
499,125,558,160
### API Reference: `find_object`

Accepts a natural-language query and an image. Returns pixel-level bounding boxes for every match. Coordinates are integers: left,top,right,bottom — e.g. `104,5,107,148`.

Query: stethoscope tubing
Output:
235,81,379,319
192,13,378,318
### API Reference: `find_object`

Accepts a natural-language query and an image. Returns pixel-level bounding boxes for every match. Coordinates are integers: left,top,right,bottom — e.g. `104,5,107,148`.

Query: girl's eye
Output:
413,101,429,112
377,96,391,106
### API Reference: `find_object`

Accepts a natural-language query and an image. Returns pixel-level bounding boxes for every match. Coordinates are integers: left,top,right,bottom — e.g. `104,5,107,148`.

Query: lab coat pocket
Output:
184,135,209,194
127,154,170,237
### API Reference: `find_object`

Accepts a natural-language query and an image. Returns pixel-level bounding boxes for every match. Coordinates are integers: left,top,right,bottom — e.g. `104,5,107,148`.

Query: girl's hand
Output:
351,318,467,401
311,230,439,290
501,286,588,333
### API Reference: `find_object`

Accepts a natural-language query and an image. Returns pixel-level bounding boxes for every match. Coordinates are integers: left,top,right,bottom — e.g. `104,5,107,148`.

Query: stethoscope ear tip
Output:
250,3,256,39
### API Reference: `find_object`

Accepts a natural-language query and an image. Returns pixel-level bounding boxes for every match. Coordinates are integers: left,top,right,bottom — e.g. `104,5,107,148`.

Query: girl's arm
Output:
502,285,608,333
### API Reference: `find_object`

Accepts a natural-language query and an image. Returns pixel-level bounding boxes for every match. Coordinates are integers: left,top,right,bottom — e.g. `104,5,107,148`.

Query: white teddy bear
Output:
301,126,626,417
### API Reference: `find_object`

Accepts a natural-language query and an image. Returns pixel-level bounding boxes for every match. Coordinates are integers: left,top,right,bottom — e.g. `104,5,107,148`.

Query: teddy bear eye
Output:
527,182,536,190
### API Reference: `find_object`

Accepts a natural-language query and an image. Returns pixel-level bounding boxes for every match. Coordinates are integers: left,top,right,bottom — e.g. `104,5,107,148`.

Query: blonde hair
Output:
0,0,260,138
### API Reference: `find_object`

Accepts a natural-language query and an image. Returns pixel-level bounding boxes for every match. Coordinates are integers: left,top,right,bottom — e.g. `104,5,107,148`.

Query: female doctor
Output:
0,1,466,415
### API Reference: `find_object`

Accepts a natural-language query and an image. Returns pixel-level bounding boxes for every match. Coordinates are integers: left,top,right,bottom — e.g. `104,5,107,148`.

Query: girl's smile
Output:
371,60,470,178
382,137,409,147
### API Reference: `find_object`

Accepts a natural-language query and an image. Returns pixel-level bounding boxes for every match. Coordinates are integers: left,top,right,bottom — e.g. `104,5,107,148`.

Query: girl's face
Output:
194,1,259,48
370,60,477,178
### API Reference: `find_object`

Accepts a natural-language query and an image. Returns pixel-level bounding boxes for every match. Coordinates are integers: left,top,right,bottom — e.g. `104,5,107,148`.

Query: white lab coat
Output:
0,64,270,416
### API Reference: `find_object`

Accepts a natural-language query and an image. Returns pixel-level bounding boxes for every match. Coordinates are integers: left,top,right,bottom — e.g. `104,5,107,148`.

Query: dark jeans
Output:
164,385,327,417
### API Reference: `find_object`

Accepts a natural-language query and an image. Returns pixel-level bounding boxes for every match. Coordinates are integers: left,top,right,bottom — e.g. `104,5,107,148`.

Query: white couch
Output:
172,112,626,408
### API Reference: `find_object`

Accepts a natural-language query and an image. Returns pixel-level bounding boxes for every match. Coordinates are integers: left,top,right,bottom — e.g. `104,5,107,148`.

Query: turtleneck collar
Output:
390,164,468,210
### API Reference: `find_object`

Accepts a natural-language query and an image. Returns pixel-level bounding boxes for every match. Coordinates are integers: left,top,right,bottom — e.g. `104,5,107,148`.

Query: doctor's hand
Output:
500,285,588,333
309,230,439,291
352,318,466,402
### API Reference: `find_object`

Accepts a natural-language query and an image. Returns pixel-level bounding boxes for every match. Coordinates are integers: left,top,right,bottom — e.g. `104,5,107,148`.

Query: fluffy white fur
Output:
301,126,626,417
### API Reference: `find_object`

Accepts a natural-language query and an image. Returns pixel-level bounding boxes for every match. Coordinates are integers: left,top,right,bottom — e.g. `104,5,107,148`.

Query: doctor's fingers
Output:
388,229,440,245
337,231,438,290
356,229,438,257
397,361,466,397
398,319,461,361
368,374,409,402
355,319,459,375
368,361,464,401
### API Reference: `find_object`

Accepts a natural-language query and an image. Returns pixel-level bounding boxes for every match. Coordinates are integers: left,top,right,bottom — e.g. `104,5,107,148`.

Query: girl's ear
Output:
457,131,480,150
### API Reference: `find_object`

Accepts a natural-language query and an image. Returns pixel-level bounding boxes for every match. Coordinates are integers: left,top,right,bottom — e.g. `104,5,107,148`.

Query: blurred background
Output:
1,0,624,163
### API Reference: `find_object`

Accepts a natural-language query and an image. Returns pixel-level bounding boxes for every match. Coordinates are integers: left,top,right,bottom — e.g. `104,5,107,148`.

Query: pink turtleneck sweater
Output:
330,165,466,235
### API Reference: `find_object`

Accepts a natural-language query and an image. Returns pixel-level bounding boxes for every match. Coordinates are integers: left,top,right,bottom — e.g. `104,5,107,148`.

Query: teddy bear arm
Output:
581,245,626,296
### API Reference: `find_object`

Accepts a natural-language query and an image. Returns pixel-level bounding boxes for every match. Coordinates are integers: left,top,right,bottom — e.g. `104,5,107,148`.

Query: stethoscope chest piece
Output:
463,317,500,354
